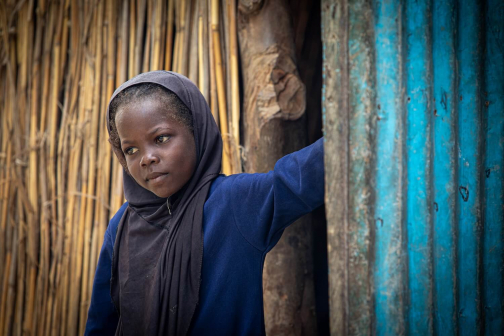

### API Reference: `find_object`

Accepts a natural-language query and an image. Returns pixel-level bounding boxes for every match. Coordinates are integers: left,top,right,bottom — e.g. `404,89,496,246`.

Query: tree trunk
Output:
238,0,317,334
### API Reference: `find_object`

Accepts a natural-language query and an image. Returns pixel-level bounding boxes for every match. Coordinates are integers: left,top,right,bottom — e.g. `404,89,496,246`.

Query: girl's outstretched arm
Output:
226,137,324,252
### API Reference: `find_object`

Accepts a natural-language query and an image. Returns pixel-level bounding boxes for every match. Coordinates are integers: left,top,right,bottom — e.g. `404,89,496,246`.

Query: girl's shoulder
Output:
107,202,129,242
207,172,270,199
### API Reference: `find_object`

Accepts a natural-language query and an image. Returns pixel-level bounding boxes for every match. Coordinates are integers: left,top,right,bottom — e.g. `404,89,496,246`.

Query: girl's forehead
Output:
116,100,192,136
117,103,176,123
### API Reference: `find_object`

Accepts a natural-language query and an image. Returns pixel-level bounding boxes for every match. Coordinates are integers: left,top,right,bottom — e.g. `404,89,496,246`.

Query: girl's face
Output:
115,97,196,198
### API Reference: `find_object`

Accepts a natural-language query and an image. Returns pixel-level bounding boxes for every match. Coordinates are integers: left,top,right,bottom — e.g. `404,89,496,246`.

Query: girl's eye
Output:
124,147,138,155
155,135,171,144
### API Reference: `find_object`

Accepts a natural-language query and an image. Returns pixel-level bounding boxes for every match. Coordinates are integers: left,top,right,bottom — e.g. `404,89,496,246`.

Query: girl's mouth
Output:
146,172,168,182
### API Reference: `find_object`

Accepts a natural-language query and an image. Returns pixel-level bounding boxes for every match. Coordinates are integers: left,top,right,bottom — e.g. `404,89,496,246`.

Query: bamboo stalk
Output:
79,3,104,332
3,225,17,336
59,0,70,87
67,48,89,336
0,37,17,331
208,0,219,124
134,0,146,76
110,161,124,216
0,253,11,333
0,210,12,336
29,3,45,333
14,195,25,336
60,113,80,336
104,0,116,221
176,0,187,74
164,0,174,70
51,29,71,336
94,22,111,277
198,0,209,101
159,1,167,71
110,0,128,214
39,145,51,336
60,51,84,336
77,15,98,335
117,0,128,84
0,74,7,286
211,0,231,175
173,22,180,73
182,0,193,76
142,0,152,72
40,2,67,334
128,0,136,79
62,2,85,331
227,0,240,174
0,137,12,260
15,2,38,335
151,0,163,70
198,15,204,91
221,0,230,116
188,0,199,84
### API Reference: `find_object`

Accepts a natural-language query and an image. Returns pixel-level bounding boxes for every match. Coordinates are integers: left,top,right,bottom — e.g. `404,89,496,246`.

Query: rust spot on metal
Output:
459,186,469,202
377,104,381,110
377,115,382,121
460,95,463,101
485,101,490,107
434,109,439,117
434,202,438,212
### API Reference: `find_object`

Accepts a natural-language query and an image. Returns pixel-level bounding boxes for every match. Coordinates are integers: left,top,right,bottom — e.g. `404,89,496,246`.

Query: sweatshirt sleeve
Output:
229,137,324,252
85,203,128,335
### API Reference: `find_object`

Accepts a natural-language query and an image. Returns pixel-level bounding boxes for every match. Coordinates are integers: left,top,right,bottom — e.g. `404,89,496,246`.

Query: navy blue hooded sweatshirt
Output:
85,137,324,335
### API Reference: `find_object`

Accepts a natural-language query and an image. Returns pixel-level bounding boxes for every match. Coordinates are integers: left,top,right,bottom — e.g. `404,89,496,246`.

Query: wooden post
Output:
322,0,376,334
238,0,317,334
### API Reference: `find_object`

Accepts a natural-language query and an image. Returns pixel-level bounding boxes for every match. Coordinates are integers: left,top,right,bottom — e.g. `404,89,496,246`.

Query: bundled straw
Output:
0,0,241,334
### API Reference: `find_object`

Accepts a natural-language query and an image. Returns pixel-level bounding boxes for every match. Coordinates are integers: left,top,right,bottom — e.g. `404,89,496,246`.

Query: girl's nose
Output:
140,151,160,167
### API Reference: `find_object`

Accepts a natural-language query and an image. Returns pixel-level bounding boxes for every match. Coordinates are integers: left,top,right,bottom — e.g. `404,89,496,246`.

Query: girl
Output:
85,71,324,335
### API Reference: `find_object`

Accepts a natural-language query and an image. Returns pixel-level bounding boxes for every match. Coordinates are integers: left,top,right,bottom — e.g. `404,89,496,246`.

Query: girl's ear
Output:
109,138,130,174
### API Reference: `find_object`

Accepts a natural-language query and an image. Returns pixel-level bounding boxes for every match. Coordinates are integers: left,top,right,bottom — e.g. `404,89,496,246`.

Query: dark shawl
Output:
106,71,222,335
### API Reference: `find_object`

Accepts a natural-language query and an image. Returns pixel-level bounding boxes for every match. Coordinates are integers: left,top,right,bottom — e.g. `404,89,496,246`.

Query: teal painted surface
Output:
373,0,405,334
457,1,483,335
404,0,433,334
483,0,504,334
432,0,458,334
322,0,504,334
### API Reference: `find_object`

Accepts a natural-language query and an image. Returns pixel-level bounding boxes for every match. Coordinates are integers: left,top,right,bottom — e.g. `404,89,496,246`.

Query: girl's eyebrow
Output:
121,139,134,146
120,126,174,146
147,126,173,136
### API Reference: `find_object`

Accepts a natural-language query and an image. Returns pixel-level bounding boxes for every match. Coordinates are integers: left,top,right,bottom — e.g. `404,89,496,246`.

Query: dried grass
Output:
0,0,241,334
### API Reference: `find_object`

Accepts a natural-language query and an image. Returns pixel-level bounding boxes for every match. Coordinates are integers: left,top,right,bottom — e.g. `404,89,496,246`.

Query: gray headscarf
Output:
106,71,222,335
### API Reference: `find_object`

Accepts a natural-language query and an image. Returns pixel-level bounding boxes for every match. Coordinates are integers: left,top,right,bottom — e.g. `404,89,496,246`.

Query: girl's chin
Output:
150,188,172,199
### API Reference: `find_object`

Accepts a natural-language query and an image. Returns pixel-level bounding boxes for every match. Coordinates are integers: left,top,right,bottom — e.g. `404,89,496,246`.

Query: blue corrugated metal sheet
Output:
483,1,504,334
405,0,433,334
374,0,405,334
322,0,504,334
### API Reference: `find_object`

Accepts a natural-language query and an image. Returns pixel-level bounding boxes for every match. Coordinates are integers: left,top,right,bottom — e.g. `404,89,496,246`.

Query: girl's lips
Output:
146,173,168,182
